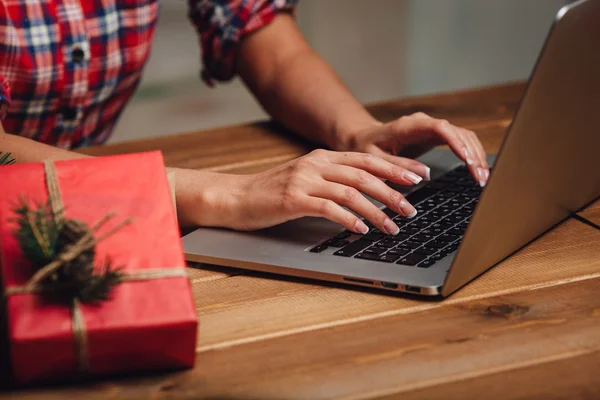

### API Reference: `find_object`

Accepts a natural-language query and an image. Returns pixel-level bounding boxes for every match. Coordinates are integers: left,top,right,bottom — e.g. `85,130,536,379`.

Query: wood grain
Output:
5,82,600,399
7,278,600,399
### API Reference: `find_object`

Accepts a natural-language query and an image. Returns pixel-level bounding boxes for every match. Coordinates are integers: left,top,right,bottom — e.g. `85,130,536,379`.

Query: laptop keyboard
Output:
310,165,483,268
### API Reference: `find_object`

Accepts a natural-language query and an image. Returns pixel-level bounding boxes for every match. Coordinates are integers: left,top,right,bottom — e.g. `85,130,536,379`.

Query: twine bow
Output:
4,161,188,375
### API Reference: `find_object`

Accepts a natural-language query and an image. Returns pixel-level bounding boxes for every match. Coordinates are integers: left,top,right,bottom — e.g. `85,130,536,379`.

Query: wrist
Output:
170,168,245,229
331,114,382,152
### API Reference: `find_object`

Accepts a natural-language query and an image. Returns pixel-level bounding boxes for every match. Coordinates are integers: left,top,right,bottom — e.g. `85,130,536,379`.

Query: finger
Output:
367,144,431,181
386,117,472,167
311,182,404,235
325,151,424,186
318,164,418,219
460,128,489,171
457,128,487,186
457,128,485,168
304,197,370,235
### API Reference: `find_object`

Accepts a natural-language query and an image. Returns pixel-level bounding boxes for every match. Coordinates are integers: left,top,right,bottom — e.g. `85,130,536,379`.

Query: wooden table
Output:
6,82,600,399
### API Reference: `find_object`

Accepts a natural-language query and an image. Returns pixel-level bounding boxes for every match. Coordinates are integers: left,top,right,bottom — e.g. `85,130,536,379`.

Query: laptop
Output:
182,0,600,297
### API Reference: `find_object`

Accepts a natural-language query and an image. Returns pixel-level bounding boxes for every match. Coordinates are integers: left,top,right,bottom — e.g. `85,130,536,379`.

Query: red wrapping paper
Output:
0,152,198,384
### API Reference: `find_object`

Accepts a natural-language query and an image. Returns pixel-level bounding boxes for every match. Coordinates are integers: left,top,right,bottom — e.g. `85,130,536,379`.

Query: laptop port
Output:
404,285,421,294
381,281,399,289
343,277,374,285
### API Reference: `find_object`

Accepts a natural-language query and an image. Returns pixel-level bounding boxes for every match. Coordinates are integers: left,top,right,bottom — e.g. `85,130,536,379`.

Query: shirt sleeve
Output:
0,74,10,119
188,0,298,86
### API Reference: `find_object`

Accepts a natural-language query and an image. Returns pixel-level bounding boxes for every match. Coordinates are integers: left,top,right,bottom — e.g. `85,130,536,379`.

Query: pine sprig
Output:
0,151,15,165
12,198,61,268
11,199,124,305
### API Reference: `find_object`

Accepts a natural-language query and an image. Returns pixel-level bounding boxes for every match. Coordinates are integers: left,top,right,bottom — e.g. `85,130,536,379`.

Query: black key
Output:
410,219,430,229
380,253,401,263
377,239,398,248
447,228,465,236
356,252,399,263
432,221,452,230
388,233,410,242
446,214,466,224
334,231,352,240
437,207,453,216
364,246,387,255
413,246,438,256
448,200,463,209
388,247,412,257
429,252,445,261
399,226,420,235
418,259,437,268
356,252,382,261
405,187,438,205
431,193,451,203
393,217,412,225
412,233,434,243
424,240,445,249
447,242,461,251
334,240,371,257
417,214,437,223
361,232,386,242
428,227,446,235
397,253,427,266
455,208,472,217
427,210,443,218
382,207,398,218
310,245,328,253
323,239,350,247
402,240,421,249
438,233,460,243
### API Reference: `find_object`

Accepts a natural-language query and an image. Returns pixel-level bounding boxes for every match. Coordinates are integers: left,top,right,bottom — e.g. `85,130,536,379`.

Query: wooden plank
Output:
7,277,600,399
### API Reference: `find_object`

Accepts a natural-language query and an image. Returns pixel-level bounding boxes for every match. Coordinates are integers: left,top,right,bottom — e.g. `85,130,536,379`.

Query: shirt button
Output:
60,107,78,120
72,47,85,64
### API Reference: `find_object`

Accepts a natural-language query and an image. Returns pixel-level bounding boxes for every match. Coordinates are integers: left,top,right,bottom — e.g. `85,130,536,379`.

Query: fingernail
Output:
404,170,423,185
477,168,486,187
485,169,490,181
462,148,475,166
400,199,418,218
383,219,400,235
355,220,369,235
412,165,430,181
423,166,431,181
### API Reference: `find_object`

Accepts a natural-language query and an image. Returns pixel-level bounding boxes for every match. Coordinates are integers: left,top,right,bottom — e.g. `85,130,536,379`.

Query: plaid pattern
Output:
0,0,296,149
189,0,297,86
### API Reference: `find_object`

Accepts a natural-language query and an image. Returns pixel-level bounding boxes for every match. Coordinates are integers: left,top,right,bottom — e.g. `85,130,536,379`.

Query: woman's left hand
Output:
338,112,490,187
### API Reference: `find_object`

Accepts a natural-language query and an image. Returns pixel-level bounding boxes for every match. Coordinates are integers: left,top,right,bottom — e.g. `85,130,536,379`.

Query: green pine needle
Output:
0,151,15,165
12,198,61,269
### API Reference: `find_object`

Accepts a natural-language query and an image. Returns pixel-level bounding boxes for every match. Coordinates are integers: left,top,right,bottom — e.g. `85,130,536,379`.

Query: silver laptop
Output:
183,0,600,297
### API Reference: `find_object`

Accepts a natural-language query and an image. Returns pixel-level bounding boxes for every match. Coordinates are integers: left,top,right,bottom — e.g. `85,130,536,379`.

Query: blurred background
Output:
110,0,569,143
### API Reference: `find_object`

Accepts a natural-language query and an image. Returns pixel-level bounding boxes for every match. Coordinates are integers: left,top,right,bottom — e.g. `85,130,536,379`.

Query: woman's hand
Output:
337,112,490,187
177,149,431,235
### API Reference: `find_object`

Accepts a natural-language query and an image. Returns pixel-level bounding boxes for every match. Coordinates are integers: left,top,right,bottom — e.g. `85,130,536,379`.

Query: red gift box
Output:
0,152,198,384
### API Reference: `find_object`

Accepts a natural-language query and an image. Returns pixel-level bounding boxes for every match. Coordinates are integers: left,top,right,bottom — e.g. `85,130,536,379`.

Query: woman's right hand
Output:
176,149,430,235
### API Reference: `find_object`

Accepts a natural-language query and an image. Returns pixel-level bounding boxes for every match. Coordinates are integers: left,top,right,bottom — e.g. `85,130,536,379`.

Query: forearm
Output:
0,128,85,162
238,14,378,150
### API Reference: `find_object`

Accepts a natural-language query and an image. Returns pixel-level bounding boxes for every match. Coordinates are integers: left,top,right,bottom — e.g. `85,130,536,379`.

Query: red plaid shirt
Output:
0,0,296,149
